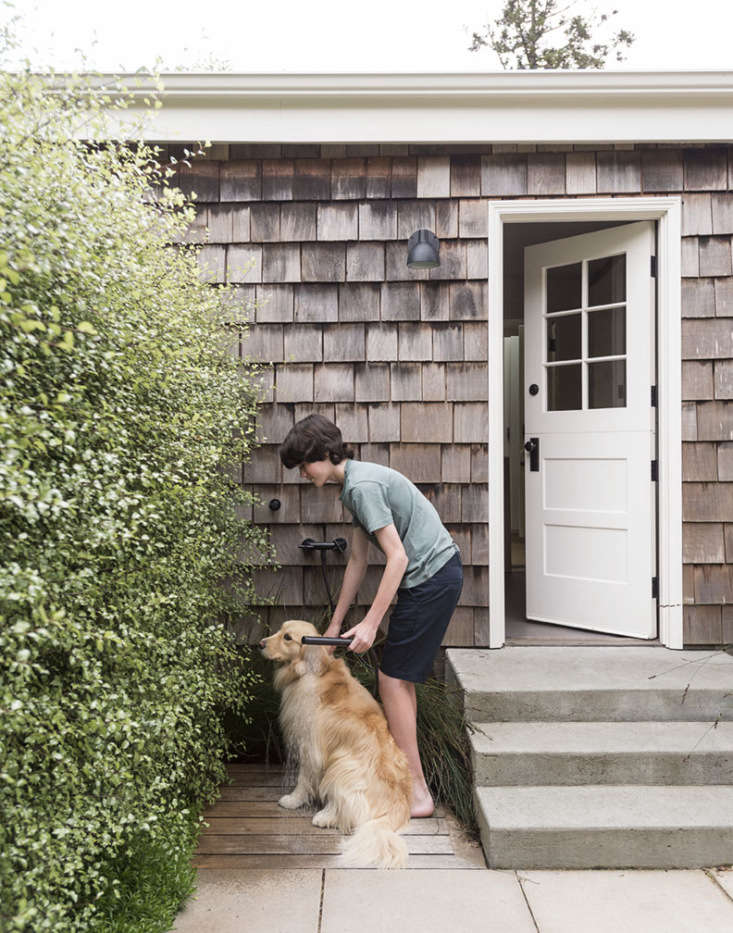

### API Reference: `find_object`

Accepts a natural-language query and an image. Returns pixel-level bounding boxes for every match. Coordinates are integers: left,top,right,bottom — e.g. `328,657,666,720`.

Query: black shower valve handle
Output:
299,537,348,552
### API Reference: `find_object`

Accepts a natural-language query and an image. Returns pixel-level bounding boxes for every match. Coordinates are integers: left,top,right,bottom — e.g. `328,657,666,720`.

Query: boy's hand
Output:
340,618,379,655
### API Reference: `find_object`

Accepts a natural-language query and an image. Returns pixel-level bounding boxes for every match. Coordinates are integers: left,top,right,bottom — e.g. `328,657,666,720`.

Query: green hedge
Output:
0,69,271,930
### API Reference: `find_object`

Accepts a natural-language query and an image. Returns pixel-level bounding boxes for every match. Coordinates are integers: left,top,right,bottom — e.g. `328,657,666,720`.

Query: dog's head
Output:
259,619,329,679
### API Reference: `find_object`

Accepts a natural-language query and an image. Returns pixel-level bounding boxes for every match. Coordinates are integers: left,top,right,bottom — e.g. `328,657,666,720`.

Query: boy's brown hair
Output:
279,414,354,469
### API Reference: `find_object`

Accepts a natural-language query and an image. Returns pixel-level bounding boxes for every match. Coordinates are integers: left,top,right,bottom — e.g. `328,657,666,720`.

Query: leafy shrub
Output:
0,67,270,930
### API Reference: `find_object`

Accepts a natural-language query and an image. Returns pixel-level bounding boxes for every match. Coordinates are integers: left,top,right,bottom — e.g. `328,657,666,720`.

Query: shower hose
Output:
298,538,381,700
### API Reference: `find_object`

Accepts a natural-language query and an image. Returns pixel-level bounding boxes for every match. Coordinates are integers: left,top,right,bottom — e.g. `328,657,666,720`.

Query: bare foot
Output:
410,784,435,818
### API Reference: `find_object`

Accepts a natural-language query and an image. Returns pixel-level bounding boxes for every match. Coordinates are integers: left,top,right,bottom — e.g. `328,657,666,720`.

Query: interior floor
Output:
505,536,660,646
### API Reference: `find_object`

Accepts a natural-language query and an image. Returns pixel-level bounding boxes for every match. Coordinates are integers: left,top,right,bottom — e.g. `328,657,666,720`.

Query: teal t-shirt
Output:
338,459,459,589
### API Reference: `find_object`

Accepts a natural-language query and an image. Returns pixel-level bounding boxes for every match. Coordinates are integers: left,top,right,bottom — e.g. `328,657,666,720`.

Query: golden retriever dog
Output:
259,619,412,869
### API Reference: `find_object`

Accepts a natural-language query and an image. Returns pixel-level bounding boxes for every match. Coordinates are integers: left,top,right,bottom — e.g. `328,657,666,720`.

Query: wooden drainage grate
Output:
194,763,486,870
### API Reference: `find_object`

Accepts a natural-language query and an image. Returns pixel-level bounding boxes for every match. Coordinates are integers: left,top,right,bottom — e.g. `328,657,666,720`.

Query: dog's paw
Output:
312,808,337,828
278,793,306,810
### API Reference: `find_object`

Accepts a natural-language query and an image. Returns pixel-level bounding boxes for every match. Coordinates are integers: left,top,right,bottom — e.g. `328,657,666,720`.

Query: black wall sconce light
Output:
407,228,440,269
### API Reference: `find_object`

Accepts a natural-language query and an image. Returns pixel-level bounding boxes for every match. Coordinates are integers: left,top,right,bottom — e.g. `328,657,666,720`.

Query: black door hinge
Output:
651,385,657,407
651,459,658,481
652,576,659,599
651,255,657,278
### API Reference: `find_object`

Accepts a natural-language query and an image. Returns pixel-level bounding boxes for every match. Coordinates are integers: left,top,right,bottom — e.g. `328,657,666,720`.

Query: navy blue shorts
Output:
379,551,463,684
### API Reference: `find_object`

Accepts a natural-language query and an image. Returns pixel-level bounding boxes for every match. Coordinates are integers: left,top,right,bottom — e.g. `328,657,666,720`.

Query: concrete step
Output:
470,721,733,785
475,785,733,869
446,647,733,722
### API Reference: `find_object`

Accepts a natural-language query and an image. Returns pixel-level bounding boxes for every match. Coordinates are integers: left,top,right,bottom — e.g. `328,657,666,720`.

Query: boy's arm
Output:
341,523,408,654
323,526,369,636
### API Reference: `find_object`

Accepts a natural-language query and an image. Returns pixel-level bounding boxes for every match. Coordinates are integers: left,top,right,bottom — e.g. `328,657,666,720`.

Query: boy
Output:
279,414,463,818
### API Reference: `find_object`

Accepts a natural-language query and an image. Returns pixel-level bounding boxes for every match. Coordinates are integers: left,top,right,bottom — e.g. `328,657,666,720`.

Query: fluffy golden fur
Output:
260,620,412,869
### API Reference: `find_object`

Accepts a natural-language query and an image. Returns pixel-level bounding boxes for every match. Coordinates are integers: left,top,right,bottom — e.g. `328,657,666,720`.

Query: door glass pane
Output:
588,360,626,408
546,262,582,313
547,313,581,362
547,364,582,411
588,306,626,358
588,253,625,307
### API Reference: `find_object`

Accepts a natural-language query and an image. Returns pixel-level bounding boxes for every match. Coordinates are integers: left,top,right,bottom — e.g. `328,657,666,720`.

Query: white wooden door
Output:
524,221,657,638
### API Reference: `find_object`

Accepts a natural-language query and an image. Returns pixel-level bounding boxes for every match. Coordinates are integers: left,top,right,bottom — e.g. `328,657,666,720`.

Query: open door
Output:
523,221,657,638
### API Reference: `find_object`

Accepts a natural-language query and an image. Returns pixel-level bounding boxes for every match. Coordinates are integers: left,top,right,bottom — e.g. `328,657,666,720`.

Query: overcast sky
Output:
5,0,733,73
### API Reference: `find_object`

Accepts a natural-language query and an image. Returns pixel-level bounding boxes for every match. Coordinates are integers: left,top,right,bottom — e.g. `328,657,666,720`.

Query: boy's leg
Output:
378,669,434,818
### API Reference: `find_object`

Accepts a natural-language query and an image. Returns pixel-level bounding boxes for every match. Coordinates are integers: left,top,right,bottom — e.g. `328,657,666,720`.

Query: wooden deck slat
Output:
217,786,294,801
202,799,449,819
203,801,311,818
193,854,483,870
226,763,287,772
196,834,454,856
224,773,298,787
199,817,443,835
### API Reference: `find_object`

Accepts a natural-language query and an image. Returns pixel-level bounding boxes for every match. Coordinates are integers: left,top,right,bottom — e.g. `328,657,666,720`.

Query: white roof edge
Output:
102,70,733,97
80,71,733,143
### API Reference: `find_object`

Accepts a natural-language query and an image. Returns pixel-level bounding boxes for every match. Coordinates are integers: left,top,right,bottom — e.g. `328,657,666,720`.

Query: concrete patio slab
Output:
170,868,322,933
713,868,733,900
320,868,535,933
518,869,733,933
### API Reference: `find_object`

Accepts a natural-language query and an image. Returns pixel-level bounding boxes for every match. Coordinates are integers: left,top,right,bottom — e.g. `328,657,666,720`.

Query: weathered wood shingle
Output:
227,245,260,283
397,322,432,360
346,243,384,281
597,151,641,193
450,156,481,197
338,283,380,322
417,157,451,198
359,202,397,240
302,244,346,282
527,152,565,195
323,324,365,362
174,160,220,202
281,203,317,241
255,284,294,322
293,283,338,323
331,159,366,200
682,279,716,318
318,203,358,241
641,150,683,192
684,149,728,190
262,159,294,200
221,161,260,201
481,154,528,195
293,160,331,200
391,158,418,198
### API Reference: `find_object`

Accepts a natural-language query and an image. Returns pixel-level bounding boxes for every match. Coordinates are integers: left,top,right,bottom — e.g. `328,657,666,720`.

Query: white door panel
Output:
525,432,655,636
524,221,656,638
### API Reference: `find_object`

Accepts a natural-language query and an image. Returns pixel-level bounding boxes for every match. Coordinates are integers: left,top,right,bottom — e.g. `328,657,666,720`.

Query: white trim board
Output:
89,71,733,143
487,197,683,650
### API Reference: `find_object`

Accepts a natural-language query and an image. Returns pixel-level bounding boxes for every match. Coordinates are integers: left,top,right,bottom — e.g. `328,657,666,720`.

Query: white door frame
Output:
487,197,683,650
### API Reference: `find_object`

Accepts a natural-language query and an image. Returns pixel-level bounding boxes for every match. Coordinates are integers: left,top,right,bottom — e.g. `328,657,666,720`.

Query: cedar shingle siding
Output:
169,143,733,652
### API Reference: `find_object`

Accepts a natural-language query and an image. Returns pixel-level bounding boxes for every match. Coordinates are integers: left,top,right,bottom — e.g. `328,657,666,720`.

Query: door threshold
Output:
505,635,663,647
505,621,662,646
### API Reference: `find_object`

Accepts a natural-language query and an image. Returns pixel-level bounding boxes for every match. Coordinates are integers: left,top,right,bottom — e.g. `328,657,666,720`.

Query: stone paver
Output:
169,865,733,932
713,867,733,899
170,869,321,933
518,869,733,933
320,868,535,933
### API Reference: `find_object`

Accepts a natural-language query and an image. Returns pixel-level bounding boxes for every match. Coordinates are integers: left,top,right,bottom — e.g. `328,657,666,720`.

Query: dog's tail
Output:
341,816,408,869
